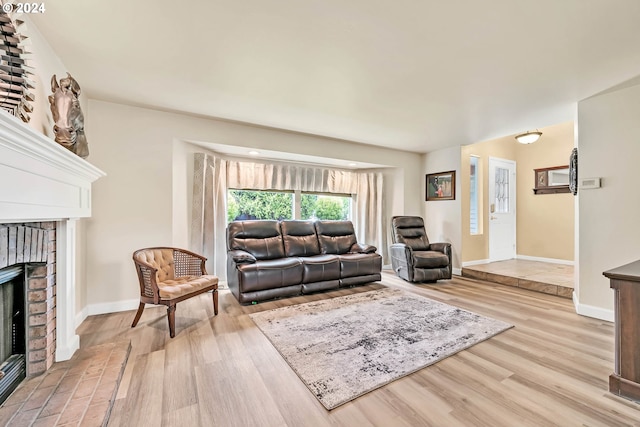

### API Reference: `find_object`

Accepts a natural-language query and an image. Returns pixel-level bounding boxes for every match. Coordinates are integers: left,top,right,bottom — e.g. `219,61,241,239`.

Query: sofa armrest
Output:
228,250,257,264
349,242,377,254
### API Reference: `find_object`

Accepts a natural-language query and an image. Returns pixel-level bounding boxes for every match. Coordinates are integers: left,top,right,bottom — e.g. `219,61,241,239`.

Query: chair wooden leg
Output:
212,289,219,315
131,302,145,328
167,305,176,338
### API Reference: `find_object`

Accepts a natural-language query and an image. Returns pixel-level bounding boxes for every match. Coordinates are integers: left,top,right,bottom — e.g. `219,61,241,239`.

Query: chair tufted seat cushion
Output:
158,275,219,299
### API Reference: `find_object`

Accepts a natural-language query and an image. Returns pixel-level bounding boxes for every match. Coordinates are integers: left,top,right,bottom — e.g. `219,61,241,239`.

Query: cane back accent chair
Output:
132,247,218,338
390,216,452,283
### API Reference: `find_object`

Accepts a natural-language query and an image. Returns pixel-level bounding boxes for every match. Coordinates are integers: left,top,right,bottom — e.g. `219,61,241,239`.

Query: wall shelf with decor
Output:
533,165,571,194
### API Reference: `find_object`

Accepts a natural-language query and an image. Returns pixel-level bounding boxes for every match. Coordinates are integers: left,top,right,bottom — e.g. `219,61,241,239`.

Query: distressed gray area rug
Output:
249,287,513,410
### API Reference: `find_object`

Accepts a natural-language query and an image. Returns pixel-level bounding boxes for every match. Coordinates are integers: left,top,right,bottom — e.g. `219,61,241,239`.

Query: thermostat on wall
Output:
579,177,601,189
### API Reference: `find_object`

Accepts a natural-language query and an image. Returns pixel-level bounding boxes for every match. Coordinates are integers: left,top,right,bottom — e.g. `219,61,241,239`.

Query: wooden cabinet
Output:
603,260,640,402
533,165,571,194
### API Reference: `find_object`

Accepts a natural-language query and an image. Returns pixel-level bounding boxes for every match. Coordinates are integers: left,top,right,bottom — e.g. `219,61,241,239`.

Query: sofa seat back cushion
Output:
300,254,340,283
338,253,382,278
228,220,286,260
236,258,304,292
281,220,321,257
134,248,175,283
392,216,431,250
412,251,449,269
315,220,357,255
158,275,218,299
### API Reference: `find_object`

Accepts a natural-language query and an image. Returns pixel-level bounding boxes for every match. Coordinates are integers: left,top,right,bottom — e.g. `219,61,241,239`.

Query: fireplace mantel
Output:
0,111,105,223
0,111,105,363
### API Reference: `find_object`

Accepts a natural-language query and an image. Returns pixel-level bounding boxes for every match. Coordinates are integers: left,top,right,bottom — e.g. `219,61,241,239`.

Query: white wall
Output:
422,146,462,274
19,18,93,315
85,100,423,311
576,81,640,321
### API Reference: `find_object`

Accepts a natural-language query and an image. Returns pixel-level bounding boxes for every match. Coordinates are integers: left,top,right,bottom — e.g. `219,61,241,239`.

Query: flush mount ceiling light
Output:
515,131,542,144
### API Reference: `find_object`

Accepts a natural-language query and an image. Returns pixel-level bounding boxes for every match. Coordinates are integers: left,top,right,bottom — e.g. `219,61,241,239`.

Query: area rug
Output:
249,287,513,410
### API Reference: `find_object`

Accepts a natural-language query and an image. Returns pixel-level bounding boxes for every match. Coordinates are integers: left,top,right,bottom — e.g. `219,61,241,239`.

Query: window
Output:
227,189,351,223
300,193,351,221
227,190,293,222
470,156,481,235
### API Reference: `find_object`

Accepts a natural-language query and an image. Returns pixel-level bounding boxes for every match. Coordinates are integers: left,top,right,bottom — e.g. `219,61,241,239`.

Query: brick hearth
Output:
0,222,57,376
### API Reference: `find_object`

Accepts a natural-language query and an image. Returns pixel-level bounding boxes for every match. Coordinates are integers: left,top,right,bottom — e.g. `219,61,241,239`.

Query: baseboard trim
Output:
573,292,614,322
55,335,80,361
462,259,490,267
75,299,139,328
74,307,89,330
517,255,574,266
88,299,139,317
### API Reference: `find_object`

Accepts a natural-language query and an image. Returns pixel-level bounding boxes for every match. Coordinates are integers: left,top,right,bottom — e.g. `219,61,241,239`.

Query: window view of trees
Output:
227,190,293,222
300,194,350,221
227,190,351,223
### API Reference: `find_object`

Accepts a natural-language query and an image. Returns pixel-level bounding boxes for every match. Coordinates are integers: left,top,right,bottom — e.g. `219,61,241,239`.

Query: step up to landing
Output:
0,339,131,427
462,266,574,299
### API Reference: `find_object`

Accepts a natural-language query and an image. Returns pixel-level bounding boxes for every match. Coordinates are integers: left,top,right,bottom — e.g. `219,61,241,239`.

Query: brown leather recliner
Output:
227,220,382,304
390,216,452,282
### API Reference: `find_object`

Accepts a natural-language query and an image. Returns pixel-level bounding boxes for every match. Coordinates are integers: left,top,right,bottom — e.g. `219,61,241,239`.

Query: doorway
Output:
488,157,516,261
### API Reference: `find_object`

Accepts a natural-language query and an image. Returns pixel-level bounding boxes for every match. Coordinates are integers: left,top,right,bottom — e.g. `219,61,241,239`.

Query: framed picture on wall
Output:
426,171,456,201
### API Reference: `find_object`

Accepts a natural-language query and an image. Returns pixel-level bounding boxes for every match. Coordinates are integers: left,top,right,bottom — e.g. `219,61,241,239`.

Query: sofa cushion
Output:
412,251,449,269
228,220,285,260
281,220,321,257
338,253,383,278
315,221,357,255
236,258,303,292
158,275,218,299
300,254,340,283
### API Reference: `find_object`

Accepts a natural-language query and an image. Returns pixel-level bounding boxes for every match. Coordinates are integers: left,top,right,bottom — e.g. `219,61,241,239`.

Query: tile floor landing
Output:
461,259,574,299
0,340,130,427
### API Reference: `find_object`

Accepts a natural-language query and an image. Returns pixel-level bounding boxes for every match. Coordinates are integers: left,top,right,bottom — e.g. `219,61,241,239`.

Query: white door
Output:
489,157,516,261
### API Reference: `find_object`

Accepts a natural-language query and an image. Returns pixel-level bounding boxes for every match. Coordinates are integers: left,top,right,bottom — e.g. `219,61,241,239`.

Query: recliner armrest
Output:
390,242,411,252
429,242,451,255
228,250,257,264
390,243,414,275
349,242,377,254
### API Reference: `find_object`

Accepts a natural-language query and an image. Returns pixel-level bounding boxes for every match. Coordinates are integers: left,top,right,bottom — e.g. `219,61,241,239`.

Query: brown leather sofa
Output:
227,220,382,304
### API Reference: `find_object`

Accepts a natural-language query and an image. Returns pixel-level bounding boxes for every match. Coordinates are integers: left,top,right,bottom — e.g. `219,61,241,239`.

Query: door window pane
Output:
494,167,510,213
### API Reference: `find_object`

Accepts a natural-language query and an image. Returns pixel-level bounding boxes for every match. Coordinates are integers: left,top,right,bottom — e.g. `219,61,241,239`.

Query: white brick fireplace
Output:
0,111,105,367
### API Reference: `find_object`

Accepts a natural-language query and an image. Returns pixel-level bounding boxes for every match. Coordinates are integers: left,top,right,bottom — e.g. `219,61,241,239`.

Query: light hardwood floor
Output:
77,272,640,426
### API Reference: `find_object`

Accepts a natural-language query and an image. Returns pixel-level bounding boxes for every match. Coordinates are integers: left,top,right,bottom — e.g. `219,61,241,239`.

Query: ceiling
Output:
30,0,640,154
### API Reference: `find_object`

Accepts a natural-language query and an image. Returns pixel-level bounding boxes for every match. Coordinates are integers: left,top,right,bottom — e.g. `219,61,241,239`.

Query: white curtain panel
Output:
191,153,387,281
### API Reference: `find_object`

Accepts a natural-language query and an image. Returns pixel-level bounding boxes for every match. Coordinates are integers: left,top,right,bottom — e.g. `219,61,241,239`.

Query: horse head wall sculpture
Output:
49,73,89,158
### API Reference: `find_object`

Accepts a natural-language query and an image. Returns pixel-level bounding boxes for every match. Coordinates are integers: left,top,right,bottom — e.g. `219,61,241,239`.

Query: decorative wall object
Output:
569,148,578,195
426,171,455,201
49,73,89,158
0,5,35,122
533,165,570,194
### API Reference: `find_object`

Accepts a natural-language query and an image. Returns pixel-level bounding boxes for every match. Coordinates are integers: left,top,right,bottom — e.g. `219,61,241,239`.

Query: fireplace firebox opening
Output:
0,264,26,404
